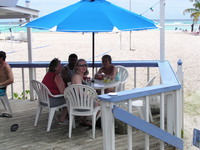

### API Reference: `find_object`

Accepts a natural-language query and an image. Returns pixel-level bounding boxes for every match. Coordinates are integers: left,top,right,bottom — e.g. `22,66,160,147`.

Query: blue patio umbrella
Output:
25,0,158,75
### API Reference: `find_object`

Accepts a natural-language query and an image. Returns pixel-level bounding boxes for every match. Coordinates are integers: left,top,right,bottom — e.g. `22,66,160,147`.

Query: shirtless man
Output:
0,51,14,92
95,55,117,93
95,55,117,80
61,53,78,85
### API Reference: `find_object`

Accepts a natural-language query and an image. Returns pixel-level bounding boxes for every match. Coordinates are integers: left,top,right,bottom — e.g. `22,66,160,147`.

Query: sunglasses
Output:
78,64,87,67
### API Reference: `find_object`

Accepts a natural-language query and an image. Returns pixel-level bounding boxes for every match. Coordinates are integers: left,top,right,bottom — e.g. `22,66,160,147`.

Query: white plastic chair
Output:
31,80,67,132
0,87,12,114
64,84,100,139
131,76,156,122
115,65,129,91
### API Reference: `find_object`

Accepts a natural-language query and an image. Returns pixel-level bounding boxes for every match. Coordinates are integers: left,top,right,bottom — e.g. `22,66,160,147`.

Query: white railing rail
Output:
8,60,159,100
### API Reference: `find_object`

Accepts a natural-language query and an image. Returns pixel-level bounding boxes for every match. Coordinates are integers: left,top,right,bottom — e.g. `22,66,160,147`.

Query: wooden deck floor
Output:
0,99,173,150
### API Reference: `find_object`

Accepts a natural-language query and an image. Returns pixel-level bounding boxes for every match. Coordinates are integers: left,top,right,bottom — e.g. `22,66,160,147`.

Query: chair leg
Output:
92,114,96,139
72,117,76,129
34,106,42,126
136,106,145,120
47,108,56,132
122,84,125,91
1,98,7,110
149,107,153,122
132,100,153,122
142,106,153,122
1,95,12,114
69,114,74,138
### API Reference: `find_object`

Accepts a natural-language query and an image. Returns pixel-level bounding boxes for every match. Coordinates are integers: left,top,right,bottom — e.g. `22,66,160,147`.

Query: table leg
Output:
101,89,104,94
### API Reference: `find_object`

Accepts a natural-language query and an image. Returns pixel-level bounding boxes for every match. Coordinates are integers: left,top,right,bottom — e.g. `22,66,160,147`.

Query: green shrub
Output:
13,90,30,100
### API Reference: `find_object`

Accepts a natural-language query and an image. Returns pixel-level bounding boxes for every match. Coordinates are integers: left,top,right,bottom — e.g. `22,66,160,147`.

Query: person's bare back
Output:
0,51,14,87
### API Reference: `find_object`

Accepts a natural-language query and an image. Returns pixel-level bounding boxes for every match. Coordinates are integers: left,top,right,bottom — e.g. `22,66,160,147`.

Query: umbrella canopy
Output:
25,0,157,32
25,0,158,76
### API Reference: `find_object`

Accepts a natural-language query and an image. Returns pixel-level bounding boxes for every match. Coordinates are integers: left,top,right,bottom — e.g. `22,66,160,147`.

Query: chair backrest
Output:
115,65,129,83
64,84,98,113
146,76,156,87
31,80,51,108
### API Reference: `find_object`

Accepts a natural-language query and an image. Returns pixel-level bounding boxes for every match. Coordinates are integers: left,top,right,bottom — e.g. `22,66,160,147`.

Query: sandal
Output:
11,124,19,132
0,113,12,118
58,120,69,125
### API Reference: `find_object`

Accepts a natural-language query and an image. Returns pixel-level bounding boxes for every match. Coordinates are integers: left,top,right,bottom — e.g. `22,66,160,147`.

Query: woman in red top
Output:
42,58,68,124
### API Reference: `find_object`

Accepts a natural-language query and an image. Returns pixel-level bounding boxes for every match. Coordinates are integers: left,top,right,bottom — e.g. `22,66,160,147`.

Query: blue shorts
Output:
0,89,6,96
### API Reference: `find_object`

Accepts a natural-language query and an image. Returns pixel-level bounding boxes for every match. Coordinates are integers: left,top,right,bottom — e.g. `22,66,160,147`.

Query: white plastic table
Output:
90,79,119,94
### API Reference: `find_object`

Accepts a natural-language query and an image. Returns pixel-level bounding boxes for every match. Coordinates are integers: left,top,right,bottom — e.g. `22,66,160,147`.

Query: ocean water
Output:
0,23,48,33
164,20,199,31
0,20,199,33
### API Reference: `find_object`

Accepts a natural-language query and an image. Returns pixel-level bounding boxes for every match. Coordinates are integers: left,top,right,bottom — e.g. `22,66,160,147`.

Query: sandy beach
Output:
0,30,200,149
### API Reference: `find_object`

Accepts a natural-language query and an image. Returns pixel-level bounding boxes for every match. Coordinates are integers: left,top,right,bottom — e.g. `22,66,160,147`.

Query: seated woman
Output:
95,55,117,93
42,58,68,124
71,59,89,85
71,59,99,126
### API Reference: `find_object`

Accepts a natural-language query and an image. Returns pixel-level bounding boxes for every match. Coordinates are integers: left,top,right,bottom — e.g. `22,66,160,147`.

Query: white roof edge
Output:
0,5,39,19
0,0,18,7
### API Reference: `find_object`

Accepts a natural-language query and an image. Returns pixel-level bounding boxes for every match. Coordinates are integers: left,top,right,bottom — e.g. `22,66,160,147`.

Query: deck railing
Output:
7,60,183,149
8,60,160,100
98,60,183,150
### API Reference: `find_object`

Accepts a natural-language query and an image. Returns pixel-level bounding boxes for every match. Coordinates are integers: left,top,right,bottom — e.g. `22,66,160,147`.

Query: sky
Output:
15,0,194,20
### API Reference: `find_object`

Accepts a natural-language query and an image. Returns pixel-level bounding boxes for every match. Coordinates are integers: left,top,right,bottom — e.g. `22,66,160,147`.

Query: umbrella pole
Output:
92,32,95,78
160,0,165,61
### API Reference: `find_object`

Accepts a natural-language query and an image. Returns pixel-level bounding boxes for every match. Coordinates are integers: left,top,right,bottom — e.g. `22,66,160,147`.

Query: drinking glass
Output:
107,76,111,83
103,76,108,83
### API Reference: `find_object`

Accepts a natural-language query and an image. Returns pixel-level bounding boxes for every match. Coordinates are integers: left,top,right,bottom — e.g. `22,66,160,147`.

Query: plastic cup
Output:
87,77,91,86
107,76,111,83
103,76,107,83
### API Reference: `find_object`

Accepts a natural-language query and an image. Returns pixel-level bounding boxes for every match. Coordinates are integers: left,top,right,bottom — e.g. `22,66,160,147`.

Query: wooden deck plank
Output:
0,99,173,150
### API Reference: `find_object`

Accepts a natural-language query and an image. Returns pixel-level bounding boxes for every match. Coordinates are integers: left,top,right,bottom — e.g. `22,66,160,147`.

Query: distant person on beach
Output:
61,53,78,85
199,25,200,32
42,58,68,124
95,55,117,93
0,51,14,94
191,23,194,32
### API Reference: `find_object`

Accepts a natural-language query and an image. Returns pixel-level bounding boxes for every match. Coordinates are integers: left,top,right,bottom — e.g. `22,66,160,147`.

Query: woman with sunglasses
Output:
71,59,100,127
71,59,89,84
